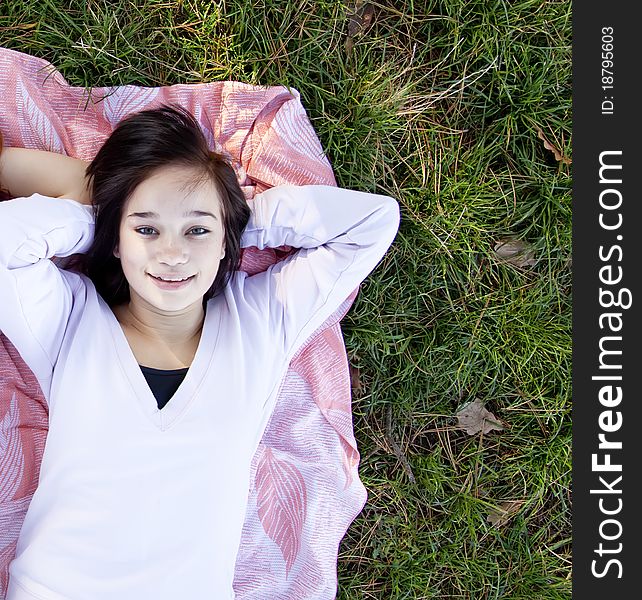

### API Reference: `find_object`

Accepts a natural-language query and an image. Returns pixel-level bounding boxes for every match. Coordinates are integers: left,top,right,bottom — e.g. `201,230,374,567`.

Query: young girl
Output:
0,104,400,600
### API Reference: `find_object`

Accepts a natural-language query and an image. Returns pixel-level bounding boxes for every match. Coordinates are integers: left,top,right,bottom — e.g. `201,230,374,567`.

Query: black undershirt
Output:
139,365,189,410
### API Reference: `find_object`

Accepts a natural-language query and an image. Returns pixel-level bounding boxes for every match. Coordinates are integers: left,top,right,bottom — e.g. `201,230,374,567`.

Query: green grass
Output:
0,0,572,597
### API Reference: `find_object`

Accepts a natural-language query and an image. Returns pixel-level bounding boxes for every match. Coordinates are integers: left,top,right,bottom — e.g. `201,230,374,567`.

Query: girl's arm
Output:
0,144,91,204
0,195,95,403
238,184,400,357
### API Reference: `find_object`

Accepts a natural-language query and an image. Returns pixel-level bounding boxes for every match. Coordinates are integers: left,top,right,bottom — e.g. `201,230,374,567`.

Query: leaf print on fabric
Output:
339,437,360,490
293,326,359,449
0,542,17,599
270,98,327,163
256,447,307,575
0,393,24,504
102,85,159,128
16,79,66,152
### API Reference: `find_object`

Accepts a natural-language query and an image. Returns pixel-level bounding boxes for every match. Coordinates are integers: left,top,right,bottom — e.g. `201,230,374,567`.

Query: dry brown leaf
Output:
493,238,537,268
535,126,571,165
347,2,374,36
487,500,525,527
345,2,374,55
349,363,363,397
456,398,504,435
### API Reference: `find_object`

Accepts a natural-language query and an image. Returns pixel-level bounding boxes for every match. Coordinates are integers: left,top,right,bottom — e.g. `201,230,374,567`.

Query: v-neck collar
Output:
104,299,222,431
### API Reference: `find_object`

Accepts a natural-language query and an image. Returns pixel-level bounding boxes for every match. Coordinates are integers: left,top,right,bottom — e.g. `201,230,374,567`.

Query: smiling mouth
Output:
149,274,195,282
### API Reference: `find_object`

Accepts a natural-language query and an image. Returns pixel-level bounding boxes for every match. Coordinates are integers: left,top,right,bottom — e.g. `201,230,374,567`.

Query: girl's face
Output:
114,166,226,314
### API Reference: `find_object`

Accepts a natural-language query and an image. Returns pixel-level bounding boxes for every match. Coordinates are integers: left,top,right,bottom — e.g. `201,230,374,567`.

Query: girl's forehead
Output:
124,169,222,217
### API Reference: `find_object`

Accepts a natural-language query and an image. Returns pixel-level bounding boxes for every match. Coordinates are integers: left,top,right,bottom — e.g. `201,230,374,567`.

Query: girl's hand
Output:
0,134,91,205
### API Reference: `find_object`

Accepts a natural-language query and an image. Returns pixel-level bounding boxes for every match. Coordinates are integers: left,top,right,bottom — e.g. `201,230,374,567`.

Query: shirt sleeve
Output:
0,194,95,394
238,184,400,355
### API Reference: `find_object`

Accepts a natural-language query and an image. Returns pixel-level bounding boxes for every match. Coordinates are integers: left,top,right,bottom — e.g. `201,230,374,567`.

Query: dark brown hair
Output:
81,103,250,309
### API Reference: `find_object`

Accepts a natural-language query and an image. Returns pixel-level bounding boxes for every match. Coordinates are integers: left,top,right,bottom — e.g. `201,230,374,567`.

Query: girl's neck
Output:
113,300,205,348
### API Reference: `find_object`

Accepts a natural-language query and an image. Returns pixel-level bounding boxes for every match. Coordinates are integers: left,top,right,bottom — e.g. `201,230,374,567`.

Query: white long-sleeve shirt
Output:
0,185,399,600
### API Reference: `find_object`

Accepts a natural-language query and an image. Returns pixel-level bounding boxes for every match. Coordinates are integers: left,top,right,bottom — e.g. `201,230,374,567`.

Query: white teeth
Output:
153,275,191,282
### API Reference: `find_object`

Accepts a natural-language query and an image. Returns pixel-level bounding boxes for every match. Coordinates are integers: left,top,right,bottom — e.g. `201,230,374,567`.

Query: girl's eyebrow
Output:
127,210,217,220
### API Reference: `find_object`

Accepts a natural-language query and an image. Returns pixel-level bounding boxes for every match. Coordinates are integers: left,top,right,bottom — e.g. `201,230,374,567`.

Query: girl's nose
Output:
157,238,188,265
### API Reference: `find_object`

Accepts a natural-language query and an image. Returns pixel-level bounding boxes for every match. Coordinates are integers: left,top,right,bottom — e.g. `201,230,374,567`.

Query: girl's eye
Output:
189,227,209,235
136,227,156,235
